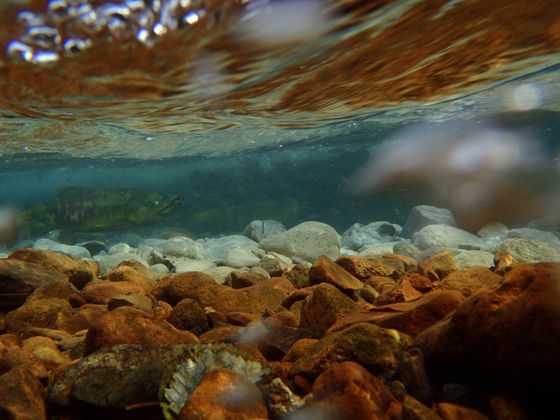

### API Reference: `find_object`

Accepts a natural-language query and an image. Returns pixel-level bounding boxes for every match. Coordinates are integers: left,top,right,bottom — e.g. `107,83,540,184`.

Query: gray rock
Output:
495,238,560,263
417,247,463,261
506,228,560,244
109,232,142,247
203,235,259,264
225,247,261,268
413,225,485,251
140,238,166,253
341,221,401,251
244,219,286,243
477,222,509,247
163,236,207,259
108,243,134,255
174,258,216,273
202,266,237,285
33,238,91,259
149,264,170,275
76,241,107,256
258,254,290,276
94,252,148,273
358,243,397,258
454,250,495,270
340,247,358,256
48,344,191,408
401,205,456,238
393,242,421,258
260,221,340,263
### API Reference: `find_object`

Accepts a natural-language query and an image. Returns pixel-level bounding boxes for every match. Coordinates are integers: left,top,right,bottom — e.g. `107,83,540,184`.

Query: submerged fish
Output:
0,206,19,247
17,187,181,236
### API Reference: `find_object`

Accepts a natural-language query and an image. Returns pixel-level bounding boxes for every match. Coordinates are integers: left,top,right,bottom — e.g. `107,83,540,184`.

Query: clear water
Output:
1,0,560,245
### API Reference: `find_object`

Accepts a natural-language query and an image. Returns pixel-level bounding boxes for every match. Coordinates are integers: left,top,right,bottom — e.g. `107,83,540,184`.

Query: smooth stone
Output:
225,247,261,268
107,293,153,312
358,243,398,258
106,260,157,292
417,252,457,281
76,240,107,256
244,219,286,243
258,254,290,276
26,280,85,308
149,263,170,275
413,225,485,251
8,248,99,277
33,238,91,259
454,250,495,270
393,242,422,258
4,298,74,333
309,255,363,291
506,227,560,244
163,236,207,259
202,266,237,285
174,258,216,273
108,243,134,255
477,222,509,247
203,235,259,264
335,255,405,280
94,252,148,273
260,221,341,263
48,344,192,408
401,205,457,238
140,238,166,253
82,280,147,304
340,247,358,256
494,238,560,263
341,221,402,251
168,298,209,335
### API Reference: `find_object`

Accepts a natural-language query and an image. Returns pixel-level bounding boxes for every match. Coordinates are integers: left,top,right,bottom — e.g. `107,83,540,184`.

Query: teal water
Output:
1,0,560,245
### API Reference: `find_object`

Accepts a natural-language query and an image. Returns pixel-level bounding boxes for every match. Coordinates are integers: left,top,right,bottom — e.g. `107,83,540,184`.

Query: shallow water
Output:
0,0,560,241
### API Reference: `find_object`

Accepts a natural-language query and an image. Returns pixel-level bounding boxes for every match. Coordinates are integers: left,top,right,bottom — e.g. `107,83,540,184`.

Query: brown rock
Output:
299,283,359,337
179,369,268,420
26,280,86,307
282,338,319,362
310,361,401,419
493,251,518,275
106,260,157,292
375,277,423,305
415,263,560,388
0,366,46,419
152,300,173,320
0,343,48,379
228,270,268,289
9,247,98,277
226,312,261,326
384,254,418,272
281,288,313,309
82,280,146,304
435,402,489,420
0,259,68,310
4,298,74,334
336,255,405,279
406,273,433,292
199,326,243,344
365,275,397,294
488,395,529,420
292,322,412,379
21,336,69,370
107,292,153,312
418,252,457,281
151,271,220,306
440,267,502,297
264,310,298,329
285,263,310,288
399,348,432,404
168,298,209,334
309,255,364,291
55,303,108,334
402,395,442,420
84,306,198,355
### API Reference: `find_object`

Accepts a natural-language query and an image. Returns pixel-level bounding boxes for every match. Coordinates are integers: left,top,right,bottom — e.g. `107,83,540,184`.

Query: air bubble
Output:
153,22,167,36
63,38,92,55
6,41,34,61
16,11,46,26
30,50,60,64
183,11,199,25
24,26,61,48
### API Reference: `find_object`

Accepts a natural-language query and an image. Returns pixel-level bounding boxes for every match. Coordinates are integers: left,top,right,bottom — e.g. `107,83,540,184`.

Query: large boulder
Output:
260,221,340,263
400,205,456,238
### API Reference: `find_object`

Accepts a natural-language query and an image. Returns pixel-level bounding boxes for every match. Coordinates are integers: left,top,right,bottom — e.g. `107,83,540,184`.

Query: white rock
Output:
260,221,340,262
203,235,259,264
268,252,292,265
340,247,358,256
225,247,261,268
477,222,509,247
358,243,396,258
140,238,166,253
495,238,560,263
393,242,421,258
94,252,148,273
33,238,91,259
149,264,170,275
341,221,401,251
203,266,237,285
163,236,207,259
413,224,485,251
108,243,134,255
259,254,290,275
244,219,286,242
506,228,560,244
454,250,495,270
400,205,456,238
174,258,216,273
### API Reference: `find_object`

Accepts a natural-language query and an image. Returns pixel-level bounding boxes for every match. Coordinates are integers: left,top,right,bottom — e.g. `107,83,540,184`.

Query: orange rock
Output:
328,291,464,338
309,255,363,291
9,247,98,277
435,402,489,420
310,361,402,419
283,338,319,362
179,369,269,420
81,280,146,304
199,325,243,344
440,267,502,297
415,263,560,388
299,283,359,337
55,303,108,334
84,306,198,355
418,252,457,281
365,275,397,294
4,298,74,334
406,273,433,292
375,277,423,305
0,366,46,419
26,280,85,307
383,254,418,272
106,260,157,292
336,255,405,279
169,298,210,334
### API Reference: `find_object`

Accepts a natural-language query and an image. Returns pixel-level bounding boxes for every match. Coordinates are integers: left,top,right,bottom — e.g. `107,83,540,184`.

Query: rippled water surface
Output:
1,0,559,158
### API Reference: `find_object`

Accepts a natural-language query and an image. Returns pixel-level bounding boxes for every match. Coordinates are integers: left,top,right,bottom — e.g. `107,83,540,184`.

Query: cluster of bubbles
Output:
6,0,210,65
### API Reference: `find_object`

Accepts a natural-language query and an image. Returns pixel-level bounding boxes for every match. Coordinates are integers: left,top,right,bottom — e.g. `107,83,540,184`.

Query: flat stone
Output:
94,252,148,273
414,225,485,251
309,255,363,291
81,280,147,304
440,267,502,297
336,255,404,280
107,293,153,312
401,205,457,238
454,250,495,270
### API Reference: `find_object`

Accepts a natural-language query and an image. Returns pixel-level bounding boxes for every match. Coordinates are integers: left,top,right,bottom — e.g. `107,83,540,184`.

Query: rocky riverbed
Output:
1,204,559,419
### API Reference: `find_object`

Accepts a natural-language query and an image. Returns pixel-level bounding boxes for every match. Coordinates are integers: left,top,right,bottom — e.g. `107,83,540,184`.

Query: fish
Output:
0,206,19,247
17,186,182,236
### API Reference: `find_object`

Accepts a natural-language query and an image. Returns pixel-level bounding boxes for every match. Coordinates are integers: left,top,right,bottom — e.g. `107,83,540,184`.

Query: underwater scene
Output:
1,0,560,419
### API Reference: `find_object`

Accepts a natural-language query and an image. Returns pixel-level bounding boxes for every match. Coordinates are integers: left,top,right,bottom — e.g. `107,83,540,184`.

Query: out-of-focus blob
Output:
0,206,19,247
237,0,329,46
353,121,560,232
505,83,545,111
